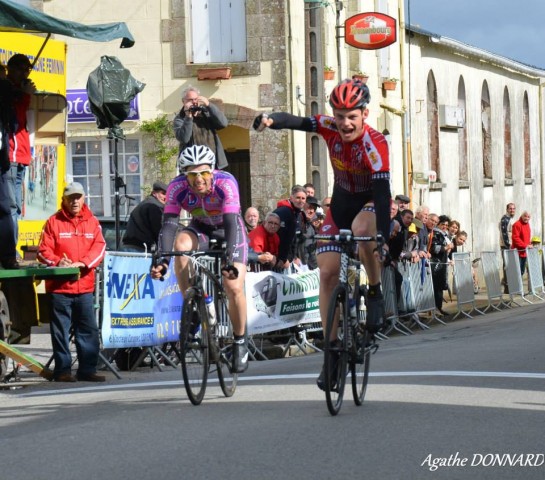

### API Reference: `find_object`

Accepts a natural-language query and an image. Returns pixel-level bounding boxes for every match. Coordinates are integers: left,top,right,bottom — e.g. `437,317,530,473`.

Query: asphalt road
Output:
1,304,544,480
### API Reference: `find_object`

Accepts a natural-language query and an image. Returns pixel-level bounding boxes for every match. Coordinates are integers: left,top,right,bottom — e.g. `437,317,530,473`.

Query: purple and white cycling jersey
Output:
164,170,241,224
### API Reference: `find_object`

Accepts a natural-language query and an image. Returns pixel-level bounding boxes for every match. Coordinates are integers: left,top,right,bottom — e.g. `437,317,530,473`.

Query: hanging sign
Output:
345,12,397,50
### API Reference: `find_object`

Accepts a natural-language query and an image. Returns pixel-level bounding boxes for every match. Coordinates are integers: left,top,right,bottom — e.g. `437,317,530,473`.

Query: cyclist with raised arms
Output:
150,145,250,373
253,79,391,390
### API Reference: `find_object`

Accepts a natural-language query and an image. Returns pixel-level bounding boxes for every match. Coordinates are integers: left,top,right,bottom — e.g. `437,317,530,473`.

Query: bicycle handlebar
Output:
314,229,384,244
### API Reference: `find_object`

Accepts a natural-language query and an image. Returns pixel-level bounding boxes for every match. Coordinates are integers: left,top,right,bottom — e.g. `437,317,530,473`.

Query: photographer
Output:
173,86,229,169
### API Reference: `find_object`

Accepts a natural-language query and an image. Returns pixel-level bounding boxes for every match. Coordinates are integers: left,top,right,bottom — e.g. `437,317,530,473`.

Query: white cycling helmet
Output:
178,145,216,173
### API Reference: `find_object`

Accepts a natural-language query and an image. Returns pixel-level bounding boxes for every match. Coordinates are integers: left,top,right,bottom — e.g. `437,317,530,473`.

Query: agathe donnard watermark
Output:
421,452,544,471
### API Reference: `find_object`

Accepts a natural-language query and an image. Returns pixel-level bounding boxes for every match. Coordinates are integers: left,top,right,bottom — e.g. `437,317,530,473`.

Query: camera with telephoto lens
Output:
189,105,206,114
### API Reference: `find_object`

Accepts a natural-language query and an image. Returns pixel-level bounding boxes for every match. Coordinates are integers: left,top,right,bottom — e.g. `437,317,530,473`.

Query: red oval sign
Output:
345,12,397,50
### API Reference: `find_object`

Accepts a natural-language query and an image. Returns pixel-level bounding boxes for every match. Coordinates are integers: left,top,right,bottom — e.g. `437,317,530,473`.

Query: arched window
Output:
523,92,531,179
457,76,468,182
481,81,492,179
310,32,317,63
426,71,440,181
503,87,512,180
310,66,318,97
311,136,320,167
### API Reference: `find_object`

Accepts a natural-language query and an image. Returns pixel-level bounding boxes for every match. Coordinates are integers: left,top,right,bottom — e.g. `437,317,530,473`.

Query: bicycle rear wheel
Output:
351,280,371,405
215,295,238,397
324,284,349,416
180,288,209,405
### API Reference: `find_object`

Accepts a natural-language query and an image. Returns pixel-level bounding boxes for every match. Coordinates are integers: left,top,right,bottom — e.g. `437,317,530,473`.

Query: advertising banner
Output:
101,253,181,348
0,32,67,248
102,252,321,346
245,268,321,335
344,12,397,50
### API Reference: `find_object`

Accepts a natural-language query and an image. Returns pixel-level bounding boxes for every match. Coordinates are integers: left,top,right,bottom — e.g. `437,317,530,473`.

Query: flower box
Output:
324,69,335,81
197,67,232,81
352,74,369,84
382,80,397,91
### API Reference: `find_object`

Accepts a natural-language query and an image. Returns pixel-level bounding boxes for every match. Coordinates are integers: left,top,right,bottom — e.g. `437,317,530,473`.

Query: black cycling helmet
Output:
329,79,371,110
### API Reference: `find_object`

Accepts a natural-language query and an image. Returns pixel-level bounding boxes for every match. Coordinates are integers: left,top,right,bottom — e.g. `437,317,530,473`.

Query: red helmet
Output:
329,79,371,110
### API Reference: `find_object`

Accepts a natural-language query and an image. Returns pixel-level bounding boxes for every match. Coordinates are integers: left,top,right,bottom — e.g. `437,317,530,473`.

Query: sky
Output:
404,0,545,69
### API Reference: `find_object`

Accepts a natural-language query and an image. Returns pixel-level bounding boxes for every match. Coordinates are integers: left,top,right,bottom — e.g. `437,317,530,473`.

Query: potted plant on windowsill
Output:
197,66,232,81
324,66,335,81
352,71,369,84
382,78,398,91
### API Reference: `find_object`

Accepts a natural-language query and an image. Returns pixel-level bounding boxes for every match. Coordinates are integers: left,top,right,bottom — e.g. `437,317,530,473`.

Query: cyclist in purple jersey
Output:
254,79,391,390
151,145,249,373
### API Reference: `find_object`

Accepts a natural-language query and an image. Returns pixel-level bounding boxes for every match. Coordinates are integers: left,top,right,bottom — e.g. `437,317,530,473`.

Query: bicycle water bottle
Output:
205,295,217,326
349,298,357,319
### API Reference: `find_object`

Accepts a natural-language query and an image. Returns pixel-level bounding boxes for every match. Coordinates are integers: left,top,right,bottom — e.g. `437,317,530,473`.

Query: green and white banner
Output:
245,268,321,335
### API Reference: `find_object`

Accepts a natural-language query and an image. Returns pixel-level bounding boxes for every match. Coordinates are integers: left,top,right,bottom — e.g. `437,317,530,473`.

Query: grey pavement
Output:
2,285,540,389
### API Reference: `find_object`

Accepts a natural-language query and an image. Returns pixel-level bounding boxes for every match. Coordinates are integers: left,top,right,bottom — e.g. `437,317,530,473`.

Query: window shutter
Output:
191,0,211,63
191,0,246,63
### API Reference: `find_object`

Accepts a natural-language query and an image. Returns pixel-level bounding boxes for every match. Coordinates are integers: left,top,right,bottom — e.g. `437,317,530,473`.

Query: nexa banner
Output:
67,88,140,123
345,12,397,50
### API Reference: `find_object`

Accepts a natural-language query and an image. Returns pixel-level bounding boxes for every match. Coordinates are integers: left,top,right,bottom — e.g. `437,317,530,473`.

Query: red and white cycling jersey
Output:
314,114,390,193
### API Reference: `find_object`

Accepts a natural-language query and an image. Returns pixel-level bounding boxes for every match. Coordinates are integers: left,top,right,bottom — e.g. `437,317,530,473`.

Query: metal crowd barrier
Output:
480,251,510,311
526,247,545,301
451,252,485,319
503,248,532,305
395,259,440,330
382,265,412,336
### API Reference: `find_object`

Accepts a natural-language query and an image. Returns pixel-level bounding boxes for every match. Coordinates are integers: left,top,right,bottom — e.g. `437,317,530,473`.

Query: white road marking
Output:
11,370,545,398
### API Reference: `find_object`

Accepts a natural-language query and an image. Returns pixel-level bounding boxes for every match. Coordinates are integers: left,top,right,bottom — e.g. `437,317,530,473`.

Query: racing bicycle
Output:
153,248,237,405
314,229,382,416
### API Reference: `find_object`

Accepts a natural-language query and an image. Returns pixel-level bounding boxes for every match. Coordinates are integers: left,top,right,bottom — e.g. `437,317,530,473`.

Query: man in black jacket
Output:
0,72,18,269
121,181,167,252
273,185,307,270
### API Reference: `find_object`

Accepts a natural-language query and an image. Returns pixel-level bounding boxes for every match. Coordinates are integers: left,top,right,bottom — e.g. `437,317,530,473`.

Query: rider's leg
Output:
316,250,342,390
222,262,247,336
173,231,198,295
352,209,380,284
317,251,341,342
352,209,385,331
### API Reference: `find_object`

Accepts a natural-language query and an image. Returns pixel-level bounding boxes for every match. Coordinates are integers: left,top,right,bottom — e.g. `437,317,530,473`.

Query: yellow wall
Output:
0,33,67,250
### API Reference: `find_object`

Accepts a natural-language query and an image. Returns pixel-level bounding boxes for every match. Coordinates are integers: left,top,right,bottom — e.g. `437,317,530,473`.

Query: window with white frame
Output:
69,137,142,218
190,0,246,63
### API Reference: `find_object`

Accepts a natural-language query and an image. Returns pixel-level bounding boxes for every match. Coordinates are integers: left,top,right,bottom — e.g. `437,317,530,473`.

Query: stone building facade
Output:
35,0,545,252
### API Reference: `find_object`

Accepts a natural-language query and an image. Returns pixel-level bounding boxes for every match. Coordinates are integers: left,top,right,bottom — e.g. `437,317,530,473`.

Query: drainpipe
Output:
398,1,410,200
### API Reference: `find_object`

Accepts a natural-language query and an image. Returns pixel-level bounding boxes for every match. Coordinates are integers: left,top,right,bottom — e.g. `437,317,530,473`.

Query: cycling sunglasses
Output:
186,169,213,180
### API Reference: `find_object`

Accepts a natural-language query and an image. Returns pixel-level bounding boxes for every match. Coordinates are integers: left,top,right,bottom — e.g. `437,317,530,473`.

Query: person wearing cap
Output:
173,85,229,169
0,65,18,269
301,195,321,269
121,181,168,252
38,182,106,382
6,54,36,242
395,194,410,211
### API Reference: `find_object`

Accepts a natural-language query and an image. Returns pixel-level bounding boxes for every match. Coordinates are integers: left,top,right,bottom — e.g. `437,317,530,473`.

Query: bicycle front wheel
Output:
180,288,209,405
215,295,238,397
351,325,371,406
324,284,349,416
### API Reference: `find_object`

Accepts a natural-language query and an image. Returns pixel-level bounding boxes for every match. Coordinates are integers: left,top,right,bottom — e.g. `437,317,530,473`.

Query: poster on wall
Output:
23,145,58,220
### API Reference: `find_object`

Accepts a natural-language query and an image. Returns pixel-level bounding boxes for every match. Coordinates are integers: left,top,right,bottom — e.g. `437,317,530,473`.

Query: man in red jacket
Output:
511,211,532,276
248,212,281,269
38,182,106,382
